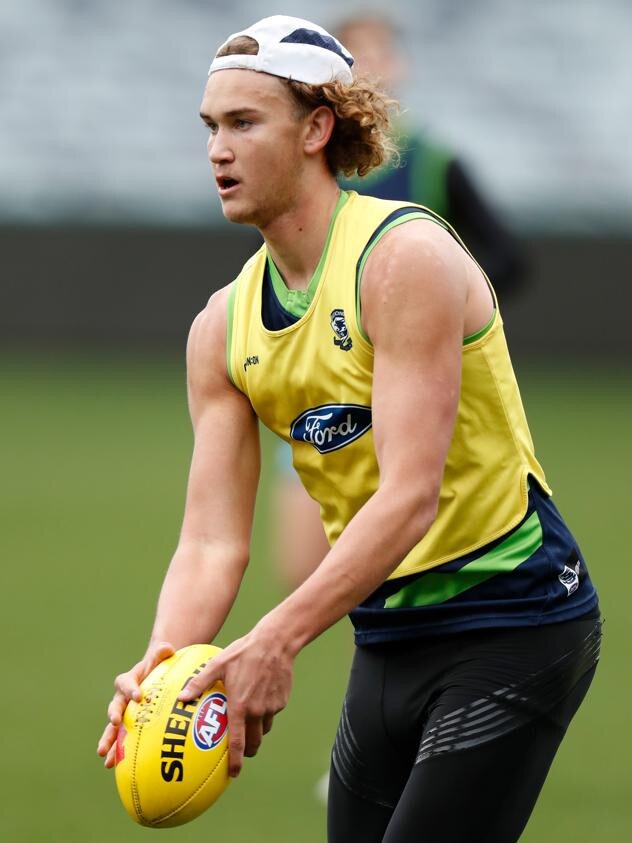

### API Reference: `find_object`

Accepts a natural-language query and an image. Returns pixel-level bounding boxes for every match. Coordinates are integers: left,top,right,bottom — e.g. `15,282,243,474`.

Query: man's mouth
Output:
216,176,240,196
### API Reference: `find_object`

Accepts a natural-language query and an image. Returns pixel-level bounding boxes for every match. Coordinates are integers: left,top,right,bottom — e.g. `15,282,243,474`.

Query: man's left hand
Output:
179,622,293,777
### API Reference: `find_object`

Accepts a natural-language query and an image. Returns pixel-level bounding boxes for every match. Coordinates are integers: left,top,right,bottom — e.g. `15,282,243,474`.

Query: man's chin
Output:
221,201,255,225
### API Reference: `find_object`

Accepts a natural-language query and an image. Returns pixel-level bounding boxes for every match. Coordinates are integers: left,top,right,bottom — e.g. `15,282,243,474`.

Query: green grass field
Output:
1,353,629,841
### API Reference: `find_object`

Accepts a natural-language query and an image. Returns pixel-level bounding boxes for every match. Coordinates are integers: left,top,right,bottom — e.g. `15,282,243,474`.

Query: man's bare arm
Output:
149,288,260,648
97,285,260,766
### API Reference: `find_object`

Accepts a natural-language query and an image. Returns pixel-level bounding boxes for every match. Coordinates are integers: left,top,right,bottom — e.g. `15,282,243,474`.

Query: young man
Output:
98,16,600,843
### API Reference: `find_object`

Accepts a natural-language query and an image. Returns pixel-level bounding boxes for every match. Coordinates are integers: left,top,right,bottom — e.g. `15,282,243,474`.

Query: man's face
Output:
200,70,307,227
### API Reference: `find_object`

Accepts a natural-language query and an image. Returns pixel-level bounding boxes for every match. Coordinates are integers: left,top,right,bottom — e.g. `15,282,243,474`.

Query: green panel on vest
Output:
384,510,543,609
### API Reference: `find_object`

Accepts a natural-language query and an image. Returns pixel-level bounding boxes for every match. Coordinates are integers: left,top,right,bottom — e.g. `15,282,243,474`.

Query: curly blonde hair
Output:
215,36,399,178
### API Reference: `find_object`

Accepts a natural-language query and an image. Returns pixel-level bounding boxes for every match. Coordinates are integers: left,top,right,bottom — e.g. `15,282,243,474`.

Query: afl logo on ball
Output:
193,692,228,750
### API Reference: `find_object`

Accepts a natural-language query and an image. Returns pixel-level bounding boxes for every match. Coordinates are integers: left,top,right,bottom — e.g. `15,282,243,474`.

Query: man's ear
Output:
303,106,335,156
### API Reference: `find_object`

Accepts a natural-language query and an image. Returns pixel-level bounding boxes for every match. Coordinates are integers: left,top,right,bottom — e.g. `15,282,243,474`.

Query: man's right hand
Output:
97,641,175,768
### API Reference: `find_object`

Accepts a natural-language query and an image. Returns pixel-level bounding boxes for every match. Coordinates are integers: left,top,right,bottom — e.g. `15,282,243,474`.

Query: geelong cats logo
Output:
290,404,372,454
331,309,353,351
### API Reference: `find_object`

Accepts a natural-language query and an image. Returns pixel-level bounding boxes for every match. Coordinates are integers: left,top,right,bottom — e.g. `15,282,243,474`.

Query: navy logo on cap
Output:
280,29,354,67
290,404,372,454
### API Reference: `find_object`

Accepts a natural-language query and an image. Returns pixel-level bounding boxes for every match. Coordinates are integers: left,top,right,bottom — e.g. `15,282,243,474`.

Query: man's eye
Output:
207,123,218,135
235,120,251,129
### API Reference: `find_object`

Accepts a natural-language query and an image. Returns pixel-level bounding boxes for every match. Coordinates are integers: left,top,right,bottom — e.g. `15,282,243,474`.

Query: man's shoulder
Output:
188,285,231,364
361,214,470,316
186,284,242,398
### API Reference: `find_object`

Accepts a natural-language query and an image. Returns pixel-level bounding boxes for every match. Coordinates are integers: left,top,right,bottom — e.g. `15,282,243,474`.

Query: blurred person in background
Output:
339,13,526,296
274,11,528,592
98,15,600,842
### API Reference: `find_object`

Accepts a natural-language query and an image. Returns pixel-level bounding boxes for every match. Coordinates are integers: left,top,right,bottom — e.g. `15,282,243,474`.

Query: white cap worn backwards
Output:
209,15,354,86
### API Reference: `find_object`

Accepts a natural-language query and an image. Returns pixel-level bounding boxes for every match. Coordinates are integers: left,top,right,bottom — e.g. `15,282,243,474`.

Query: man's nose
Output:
208,129,234,164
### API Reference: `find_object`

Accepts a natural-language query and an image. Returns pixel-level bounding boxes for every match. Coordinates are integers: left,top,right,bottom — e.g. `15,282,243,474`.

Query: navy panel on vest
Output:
351,481,599,645
261,262,301,331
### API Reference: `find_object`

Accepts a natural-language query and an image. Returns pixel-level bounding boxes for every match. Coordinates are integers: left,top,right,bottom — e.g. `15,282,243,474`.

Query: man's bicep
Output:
372,332,461,492
180,291,260,551
365,224,466,495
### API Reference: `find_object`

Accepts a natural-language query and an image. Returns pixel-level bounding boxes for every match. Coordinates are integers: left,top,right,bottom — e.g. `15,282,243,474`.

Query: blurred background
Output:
1,1,630,840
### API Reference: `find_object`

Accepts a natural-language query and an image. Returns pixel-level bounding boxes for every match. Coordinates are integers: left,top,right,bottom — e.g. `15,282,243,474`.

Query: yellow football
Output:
114,644,230,828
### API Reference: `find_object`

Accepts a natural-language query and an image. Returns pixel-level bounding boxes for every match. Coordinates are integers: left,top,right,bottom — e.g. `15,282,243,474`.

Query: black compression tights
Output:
327,619,600,843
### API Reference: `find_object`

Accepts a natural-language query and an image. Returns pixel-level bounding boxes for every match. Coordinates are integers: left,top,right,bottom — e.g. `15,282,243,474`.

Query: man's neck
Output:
260,178,341,292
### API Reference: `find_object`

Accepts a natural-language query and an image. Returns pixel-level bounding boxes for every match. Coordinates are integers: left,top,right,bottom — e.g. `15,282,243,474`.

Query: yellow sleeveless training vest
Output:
228,191,550,579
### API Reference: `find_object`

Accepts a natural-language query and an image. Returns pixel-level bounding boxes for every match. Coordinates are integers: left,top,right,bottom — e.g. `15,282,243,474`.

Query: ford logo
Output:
290,404,372,454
